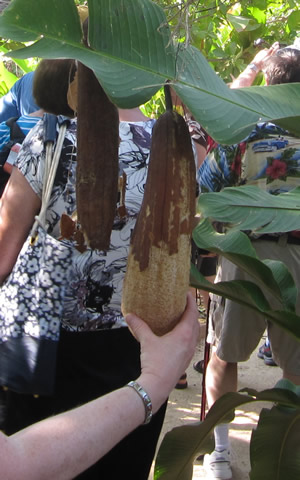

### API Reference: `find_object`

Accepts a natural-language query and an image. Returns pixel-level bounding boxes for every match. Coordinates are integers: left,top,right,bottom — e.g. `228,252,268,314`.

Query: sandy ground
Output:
150,324,282,479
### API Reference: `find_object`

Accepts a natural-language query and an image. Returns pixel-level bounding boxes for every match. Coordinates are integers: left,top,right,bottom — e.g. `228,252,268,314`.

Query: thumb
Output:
125,313,152,343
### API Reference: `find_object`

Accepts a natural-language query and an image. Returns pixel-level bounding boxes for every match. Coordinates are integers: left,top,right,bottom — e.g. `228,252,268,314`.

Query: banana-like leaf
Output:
250,380,300,480
191,264,300,339
154,423,214,480
192,219,298,312
1,0,300,143
0,0,82,42
250,406,300,480
155,385,300,480
173,46,300,143
197,185,300,233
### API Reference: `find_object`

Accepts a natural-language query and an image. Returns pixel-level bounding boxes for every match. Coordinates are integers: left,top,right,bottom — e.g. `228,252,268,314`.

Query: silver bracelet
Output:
248,63,259,72
127,381,153,425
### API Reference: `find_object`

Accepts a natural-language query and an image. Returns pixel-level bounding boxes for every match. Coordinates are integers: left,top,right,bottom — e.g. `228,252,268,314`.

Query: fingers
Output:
126,291,199,348
270,41,280,52
125,312,152,343
266,42,280,58
176,292,199,333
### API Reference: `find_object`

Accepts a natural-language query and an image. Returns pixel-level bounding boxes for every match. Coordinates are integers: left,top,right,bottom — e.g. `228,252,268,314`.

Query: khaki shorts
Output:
207,238,300,376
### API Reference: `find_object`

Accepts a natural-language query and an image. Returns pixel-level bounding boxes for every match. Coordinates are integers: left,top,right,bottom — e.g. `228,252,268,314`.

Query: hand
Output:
125,292,200,412
251,42,280,70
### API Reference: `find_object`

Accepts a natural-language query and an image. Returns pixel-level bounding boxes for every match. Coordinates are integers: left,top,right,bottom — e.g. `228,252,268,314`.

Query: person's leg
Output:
206,348,238,408
202,256,266,480
203,349,237,479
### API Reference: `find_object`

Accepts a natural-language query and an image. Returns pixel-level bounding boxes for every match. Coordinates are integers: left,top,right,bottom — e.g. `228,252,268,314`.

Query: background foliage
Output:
0,0,299,109
1,0,299,145
159,0,300,82
147,0,300,113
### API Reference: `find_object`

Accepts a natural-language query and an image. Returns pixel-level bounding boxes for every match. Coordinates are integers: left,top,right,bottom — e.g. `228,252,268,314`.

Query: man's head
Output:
264,47,300,85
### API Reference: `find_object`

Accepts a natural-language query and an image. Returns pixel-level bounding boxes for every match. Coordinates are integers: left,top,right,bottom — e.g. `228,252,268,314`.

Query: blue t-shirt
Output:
0,72,38,123
0,114,41,153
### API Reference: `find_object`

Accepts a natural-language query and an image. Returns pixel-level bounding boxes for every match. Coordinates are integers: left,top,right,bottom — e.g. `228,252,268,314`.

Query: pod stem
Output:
164,83,173,112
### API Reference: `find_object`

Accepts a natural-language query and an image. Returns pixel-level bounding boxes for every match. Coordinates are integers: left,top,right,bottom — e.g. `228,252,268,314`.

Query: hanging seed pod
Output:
76,61,119,250
121,110,196,335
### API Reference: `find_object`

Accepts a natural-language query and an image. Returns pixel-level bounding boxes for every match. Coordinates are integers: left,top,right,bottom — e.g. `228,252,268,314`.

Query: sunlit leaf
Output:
197,185,300,233
227,14,260,32
1,0,300,143
0,60,17,88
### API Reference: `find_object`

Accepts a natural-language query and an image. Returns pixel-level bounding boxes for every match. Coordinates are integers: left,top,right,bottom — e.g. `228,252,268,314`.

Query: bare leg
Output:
203,348,237,479
206,348,238,408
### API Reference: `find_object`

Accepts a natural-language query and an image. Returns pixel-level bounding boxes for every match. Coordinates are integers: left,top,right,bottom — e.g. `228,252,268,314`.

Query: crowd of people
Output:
198,40,300,480
0,32,299,480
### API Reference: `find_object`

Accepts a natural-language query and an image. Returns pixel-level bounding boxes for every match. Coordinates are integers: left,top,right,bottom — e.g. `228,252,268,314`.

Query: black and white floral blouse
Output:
17,117,155,332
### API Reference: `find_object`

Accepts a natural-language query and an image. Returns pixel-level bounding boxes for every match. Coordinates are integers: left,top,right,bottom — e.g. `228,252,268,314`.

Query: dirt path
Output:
150,330,281,479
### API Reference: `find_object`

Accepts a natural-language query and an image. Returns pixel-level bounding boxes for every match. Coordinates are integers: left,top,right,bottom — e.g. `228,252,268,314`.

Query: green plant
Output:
0,0,300,144
153,186,300,479
154,380,300,479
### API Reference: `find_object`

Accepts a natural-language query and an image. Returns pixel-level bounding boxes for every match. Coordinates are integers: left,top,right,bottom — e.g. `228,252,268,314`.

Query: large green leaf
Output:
1,0,300,143
191,264,300,339
190,219,300,338
1,0,175,107
192,219,298,312
250,407,300,480
0,0,82,42
154,423,214,480
155,385,300,480
249,379,300,480
172,46,300,143
197,185,300,233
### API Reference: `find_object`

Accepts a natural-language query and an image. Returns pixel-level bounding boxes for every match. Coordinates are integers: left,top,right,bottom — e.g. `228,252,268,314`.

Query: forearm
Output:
4,384,146,480
231,42,280,89
0,290,199,480
2,373,169,480
231,63,259,88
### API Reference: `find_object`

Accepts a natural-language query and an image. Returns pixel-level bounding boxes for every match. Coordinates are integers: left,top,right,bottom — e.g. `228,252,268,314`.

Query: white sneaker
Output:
203,449,232,479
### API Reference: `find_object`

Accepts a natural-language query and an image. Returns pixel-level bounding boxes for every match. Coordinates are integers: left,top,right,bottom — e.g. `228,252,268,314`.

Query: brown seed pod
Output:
121,110,196,336
76,62,119,251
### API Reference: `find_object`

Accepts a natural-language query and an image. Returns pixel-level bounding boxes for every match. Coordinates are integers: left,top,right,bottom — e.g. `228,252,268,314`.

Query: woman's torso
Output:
17,117,155,332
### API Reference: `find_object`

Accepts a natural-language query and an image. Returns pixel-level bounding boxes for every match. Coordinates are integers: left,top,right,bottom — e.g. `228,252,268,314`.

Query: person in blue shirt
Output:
0,71,38,123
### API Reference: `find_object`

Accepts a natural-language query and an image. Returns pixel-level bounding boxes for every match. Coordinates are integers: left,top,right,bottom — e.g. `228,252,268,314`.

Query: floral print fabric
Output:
198,122,300,195
17,117,155,332
0,225,73,343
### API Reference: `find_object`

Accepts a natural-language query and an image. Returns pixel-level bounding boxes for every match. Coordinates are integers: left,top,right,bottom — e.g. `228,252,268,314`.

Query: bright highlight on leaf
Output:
197,185,300,233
